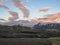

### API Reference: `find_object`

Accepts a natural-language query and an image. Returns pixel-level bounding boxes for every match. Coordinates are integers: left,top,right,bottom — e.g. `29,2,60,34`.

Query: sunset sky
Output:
0,0,60,22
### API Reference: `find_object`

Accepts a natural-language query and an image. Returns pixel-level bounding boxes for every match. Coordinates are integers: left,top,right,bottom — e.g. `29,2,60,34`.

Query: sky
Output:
0,0,60,22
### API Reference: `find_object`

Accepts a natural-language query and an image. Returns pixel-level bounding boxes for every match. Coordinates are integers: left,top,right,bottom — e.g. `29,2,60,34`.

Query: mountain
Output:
33,23,60,30
1,20,60,29
0,20,38,27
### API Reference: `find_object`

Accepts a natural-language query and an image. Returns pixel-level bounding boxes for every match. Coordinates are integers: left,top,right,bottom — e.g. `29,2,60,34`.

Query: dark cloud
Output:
0,18,6,21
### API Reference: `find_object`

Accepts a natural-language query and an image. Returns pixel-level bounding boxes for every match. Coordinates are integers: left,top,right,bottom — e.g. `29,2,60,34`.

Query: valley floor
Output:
49,37,60,45
0,37,60,45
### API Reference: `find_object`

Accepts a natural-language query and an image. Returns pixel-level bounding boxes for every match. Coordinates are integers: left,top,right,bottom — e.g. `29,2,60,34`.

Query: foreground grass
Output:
0,38,52,45
0,37,60,45
49,37,60,39
49,37,60,45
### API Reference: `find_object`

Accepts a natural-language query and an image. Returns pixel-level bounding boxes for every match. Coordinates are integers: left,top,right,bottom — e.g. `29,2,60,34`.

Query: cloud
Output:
39,7,50,12
46,13,60,19
36,13,60,23
0,3,9,9
55,18,60,23
30,19,37,22
8,10,19,21
25,0,29,3
36,18,54,23
12,0,30,18
0,18,6,21
26,0,29,2
23,0,29,5
8,17,16,21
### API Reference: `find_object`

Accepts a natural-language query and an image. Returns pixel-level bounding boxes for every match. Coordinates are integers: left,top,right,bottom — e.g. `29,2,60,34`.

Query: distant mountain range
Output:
0,20,38,27
0,20,60,29
33,23,60,30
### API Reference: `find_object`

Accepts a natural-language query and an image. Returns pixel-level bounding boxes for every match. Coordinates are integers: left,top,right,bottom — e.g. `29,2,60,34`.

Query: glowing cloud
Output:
46,13,60,19
55,18,60,23
36,13,60,23
0,3,9,9
8,10,19,21
12,0,30,18
39,7,50,12
36,18,54,23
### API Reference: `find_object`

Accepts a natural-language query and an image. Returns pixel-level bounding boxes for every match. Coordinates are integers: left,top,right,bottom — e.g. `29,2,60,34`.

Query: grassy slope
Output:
0,37,60,45
0,38,52,45
49,37,60,45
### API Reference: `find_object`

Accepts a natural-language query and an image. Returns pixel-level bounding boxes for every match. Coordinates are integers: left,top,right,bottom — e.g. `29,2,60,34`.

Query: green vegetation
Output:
0,38,52,45
0,25,60,45
49,37,60,45
0,25,60,38
0,37,60,45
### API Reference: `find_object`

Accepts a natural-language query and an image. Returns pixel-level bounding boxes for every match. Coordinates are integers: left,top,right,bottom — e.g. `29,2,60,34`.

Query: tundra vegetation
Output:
0,25,60,45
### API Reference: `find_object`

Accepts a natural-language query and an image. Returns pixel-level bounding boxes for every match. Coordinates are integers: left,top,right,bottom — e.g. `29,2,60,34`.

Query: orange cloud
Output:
47,13,60,19
0,3,9,9
36,13,60,23
54,18,60,23
8,10,19,21
12,0,30,18
39,7,50,12
36,18,54,23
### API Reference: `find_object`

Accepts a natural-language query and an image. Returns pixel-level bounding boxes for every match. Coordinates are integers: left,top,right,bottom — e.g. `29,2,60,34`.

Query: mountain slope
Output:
33,23,60,30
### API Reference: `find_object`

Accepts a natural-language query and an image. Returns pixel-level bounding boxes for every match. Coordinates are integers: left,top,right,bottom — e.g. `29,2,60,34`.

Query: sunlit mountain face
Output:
0,0,60,26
